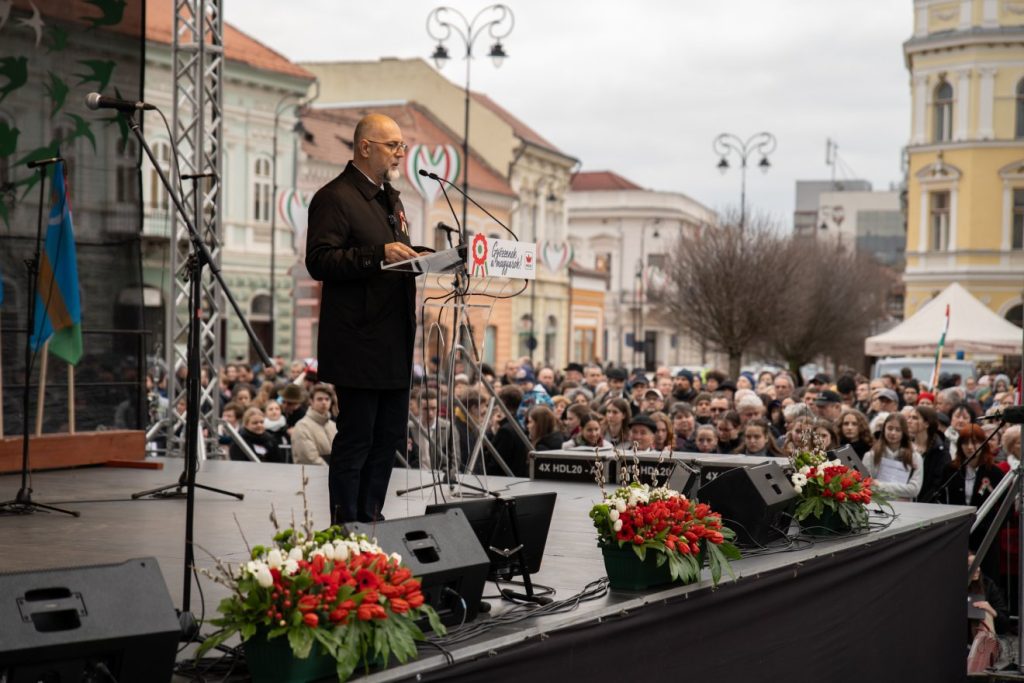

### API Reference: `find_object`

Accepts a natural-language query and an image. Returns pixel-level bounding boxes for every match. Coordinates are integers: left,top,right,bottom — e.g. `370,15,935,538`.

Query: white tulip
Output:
799,465,811,475
334,543,350,562
254,564,274,588
267,549,283,569
389,552,402,565
283,559,299,575
613,519,623,532
793,485,803,495
609,509,620,522
288,547,303,562
615,499,627,513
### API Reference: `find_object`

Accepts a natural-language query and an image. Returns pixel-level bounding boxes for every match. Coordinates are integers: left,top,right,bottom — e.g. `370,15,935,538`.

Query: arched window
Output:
250,293,272,317
253,157,272,223
933,81,953,143
147,140,171,212
544,315,558,365
1016,79,1024,139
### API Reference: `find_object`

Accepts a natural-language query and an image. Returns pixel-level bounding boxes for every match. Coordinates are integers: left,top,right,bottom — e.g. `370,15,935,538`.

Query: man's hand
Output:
384,242,419,264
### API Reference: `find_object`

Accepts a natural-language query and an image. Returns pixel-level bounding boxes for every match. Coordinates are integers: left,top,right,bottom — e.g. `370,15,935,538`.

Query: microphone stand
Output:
119,109,272,639
0,158,79,517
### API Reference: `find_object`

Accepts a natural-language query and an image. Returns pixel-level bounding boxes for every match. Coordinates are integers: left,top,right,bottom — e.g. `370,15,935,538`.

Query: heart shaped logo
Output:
541,240,573,273
277,188,311,238
404,144,461,205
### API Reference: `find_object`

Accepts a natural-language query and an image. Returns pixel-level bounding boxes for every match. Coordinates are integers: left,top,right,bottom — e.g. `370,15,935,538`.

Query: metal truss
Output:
166,0,224,454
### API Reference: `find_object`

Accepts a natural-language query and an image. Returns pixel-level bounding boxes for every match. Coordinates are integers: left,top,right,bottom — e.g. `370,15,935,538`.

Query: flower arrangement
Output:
789,439,884,532
590,481,740,585
196,482,444,682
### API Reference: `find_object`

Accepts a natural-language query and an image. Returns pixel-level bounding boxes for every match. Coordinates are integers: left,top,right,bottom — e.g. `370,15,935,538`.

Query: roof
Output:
146,0,314,81
470,92,571,159
865,283,1023,356
571,171,644,192
300,102,516,197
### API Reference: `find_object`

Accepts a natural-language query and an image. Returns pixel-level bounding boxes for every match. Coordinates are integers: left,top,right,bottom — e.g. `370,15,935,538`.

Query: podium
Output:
381,244,467,275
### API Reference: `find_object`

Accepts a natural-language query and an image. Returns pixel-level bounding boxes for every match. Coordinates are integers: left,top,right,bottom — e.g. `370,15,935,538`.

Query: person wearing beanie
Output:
672,368,697,403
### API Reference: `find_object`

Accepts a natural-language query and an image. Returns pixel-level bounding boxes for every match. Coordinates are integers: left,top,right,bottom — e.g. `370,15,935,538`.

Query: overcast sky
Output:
227,1,913,229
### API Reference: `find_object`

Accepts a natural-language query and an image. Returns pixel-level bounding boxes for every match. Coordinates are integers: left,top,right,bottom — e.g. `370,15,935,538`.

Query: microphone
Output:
85,92,156,112
418,168,518,241
435,222,458,235
418,169,437,179
978,406,1024,424
26,157,63,169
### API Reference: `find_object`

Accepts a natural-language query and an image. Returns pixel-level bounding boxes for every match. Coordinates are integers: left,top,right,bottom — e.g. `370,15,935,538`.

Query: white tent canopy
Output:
865,282,1023,356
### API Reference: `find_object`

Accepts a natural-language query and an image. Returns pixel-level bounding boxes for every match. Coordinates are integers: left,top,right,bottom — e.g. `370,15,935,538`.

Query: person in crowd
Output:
650,411,675,451
869,388,900,422
801,385,821,408
562,362,584,386
735,373,754,391
627,375,649,416
901,382,920,407
671,403,697,450
528,405,566,452
738,418,783,457
290,384,338,467
709,393,731,419
917,391,936,407
306,113,420,524
263,399,290,453
838,408,874,458
765,398,785,438
773,374,795,402
230,407,282,463
232,383,253,409
627,414,658,452
735,393,764,426
945,401,977,463
966,551,1011,673
812,418,840,451
602,397,631,447
563,412,612,449
217,401,245,457
904,405,951,503
717,410,743,453
582,364,604,395
835,374,858,407
280,383,308,432
694,424,719,454
453,389,488,469
693,392,713,424
536,366,558,396
515,368,555,428
563,403,591,441
813,390,843,422
601,367,629,405
641,388,666,415
672,369,697,403
551,395,571,421
864,413,922,501
853,380,872,413
999,425,1021,468
490,385,530,477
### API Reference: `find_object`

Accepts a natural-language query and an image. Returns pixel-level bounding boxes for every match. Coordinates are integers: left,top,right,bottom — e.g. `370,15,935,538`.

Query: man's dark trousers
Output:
330,386,409,523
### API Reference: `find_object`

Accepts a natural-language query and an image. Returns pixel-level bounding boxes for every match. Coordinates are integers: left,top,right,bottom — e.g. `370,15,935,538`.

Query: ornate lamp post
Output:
633,219,660,370
528,177,558,364
713,131,776,232
427,4,514,240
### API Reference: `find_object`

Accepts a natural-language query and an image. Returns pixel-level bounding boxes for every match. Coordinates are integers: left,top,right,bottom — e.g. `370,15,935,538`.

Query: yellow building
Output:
903,0,1024,328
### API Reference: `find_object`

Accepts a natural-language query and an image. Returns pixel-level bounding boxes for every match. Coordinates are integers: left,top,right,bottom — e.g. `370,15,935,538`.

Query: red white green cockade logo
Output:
471,233,488,277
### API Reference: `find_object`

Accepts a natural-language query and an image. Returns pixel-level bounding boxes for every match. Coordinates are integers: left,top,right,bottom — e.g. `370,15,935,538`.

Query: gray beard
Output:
387,166,401,183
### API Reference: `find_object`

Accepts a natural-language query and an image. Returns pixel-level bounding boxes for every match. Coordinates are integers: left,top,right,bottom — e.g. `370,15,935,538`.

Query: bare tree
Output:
768,239,891,379
654,213,796,379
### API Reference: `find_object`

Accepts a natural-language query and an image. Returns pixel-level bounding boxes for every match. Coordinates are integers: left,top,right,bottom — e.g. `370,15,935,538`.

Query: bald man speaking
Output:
305,113,419,524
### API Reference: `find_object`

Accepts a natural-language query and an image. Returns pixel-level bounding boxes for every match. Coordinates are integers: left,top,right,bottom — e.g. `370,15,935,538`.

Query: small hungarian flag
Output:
30,161,82,365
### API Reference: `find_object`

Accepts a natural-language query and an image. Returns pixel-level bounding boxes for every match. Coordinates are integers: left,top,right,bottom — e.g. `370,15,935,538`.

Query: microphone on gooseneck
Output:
417,169,518,241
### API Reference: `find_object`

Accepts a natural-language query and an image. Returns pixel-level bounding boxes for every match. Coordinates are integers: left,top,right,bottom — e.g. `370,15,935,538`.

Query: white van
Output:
871,357,977,385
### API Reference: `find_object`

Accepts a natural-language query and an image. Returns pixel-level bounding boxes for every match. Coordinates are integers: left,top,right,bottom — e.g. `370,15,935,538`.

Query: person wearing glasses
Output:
306,113,421,525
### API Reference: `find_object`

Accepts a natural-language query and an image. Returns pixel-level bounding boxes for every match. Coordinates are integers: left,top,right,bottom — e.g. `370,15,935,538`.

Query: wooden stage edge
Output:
0,431,145,474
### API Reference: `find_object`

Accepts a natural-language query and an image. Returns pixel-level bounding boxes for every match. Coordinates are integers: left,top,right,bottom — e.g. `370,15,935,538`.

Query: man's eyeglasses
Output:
367,139,408,153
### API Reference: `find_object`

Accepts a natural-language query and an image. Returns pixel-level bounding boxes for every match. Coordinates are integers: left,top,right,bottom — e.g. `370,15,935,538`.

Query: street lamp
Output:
528,177,558,364
713,131,776,232
426,4,514,240
633,219,660,370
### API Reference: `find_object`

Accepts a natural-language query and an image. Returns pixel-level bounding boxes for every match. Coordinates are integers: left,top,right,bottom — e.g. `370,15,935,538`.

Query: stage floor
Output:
0,459,975,681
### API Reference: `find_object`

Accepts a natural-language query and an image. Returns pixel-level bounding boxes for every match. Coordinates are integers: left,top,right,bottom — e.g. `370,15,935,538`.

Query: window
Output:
933,81,953,143
116,137,138,204
573,328,596,365
1016,79,1024,139
484,325,497,367
253,157,272,223
930,191,950,251
1014,190,1024,250
148,141,171,212
0,113,11,189
544,315,557,365
647,253,667,270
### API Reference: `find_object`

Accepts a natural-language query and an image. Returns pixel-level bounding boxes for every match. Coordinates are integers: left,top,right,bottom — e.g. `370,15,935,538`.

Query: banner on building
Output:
541,240,573,273
277,187,310,240
468,233,536,280
404,143,460,205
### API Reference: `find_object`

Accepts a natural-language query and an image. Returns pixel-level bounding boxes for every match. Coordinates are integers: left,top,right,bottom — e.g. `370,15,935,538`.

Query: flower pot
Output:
600,542,699,591
798,506,851,536
243,629,337,683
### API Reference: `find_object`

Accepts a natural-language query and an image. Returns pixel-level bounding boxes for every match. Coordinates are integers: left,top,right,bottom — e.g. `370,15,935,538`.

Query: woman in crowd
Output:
812,418,839,451
563,412,612,449
905,405,950,503
563,403,590,441
838,409,873,458
693,424,719,454
229,407,282,463
651,411,675,451
947,402,977,462
263,399,290,453
528,405,566,452
671,404,696,450
738,418,784,457
551,395,570,422
863,413,922,501
254,381,278,410
716,410,743,454
601,398,631,447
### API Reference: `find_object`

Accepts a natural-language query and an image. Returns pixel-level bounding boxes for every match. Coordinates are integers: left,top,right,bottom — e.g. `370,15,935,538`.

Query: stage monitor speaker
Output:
697,462,798,547
828,444,870,478
0,557,180,683
346,509,490,627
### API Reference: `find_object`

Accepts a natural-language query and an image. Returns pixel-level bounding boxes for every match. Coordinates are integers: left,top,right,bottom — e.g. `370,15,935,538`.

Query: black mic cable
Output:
418,169,519,241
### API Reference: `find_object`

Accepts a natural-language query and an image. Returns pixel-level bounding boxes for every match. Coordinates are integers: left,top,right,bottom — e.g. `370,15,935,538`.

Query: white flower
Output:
266,548,284,569
283,559,299,575
287,547,303,562
799,465,811,475
334,542,350,562
613,519,623,532
320,544,335,561
614,499,627,513
791,473,807,487
793,485,803,495
389,552,402,565
254,563,273,588
609,508,620,522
